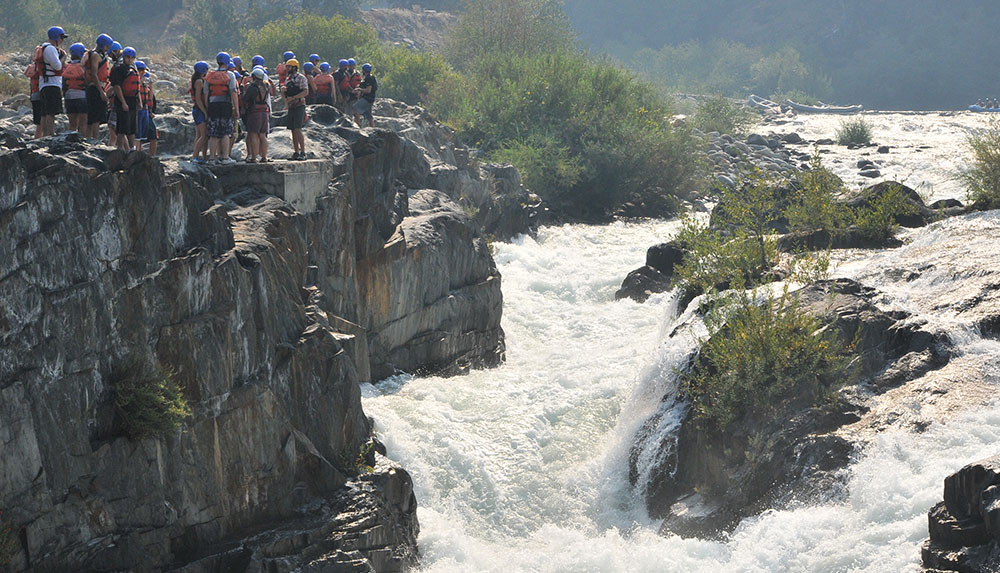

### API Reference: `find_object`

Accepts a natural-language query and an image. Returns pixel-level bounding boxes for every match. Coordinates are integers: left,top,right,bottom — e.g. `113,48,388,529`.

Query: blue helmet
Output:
362,63,372,72
194,61,209,74
111,41,122,52
47,26,67,41
144,72,150,79
347,58,356,66
122,46,136,58
319,62,330,72
232,56,242,66
216,52,231,66
303,62,314,72
309,54,320,62
96,34,113,50
69,43,86,59
338,59,348,67
283,51,295,61
135,60,147,70
252,55,265,67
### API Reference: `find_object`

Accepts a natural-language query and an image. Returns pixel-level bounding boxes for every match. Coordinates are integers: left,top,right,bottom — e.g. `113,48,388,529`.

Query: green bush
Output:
491,135,584,198
674,217,778,296
176,35,199,61
835,116,874,145
960,121,1000,210
853,183,917,240
682,287,849,431
691,94,758,136
111,356,191,440
427,50,701,216
376,47,455,105
0,74,29,99
446,0,574,71
785,152,852,232
241,13,379,72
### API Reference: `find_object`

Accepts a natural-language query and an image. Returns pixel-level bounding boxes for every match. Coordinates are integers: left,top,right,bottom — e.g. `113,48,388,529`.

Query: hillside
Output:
565,0,1000,110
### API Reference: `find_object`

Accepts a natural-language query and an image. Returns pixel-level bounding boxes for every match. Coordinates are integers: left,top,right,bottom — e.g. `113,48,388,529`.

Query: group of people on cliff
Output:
26,26,159,154
24,26,379,164
187,50,377,163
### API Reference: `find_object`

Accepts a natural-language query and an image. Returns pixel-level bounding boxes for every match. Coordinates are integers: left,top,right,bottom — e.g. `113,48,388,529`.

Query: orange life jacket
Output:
120,67,141,98
25,43,63,79
62,61,85,91
30,75,39,95
276,62,287,86
206,70,231,98
314,74,334,95
83,50,110,86
246,83,269,113
349,71,361,89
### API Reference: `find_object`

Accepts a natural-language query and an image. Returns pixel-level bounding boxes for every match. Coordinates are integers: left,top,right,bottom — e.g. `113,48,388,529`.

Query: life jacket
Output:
206,70,231,98
25,43,62,79
63,61,85,91
140,78,154,110
336,71,351,94
120,66,141,98
30,75,39,95
276,62,287,86
245,83,269,113
83,49,110,86
349,71,362,89
314,74,334,95
284,73,304,106
188,77,201,105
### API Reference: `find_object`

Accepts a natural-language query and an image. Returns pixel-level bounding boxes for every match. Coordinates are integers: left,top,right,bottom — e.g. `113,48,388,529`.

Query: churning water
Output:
362,113,1000,572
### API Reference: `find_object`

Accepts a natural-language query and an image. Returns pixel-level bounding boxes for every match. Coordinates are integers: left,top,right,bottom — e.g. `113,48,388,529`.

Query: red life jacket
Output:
206,70,231,98
140,79,154,110
63,61,85,91
314,74,334,95
349,71,361,89
276,63,287,86
83,50,110,86
120,68,141,98
25,43,63,79
30,75,39,95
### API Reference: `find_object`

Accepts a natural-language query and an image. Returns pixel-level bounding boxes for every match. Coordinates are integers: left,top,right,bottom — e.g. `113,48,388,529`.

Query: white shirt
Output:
40,43,63,89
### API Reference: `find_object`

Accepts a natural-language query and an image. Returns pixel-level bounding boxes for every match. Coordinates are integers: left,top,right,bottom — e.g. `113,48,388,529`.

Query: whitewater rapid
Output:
362,113,1000,572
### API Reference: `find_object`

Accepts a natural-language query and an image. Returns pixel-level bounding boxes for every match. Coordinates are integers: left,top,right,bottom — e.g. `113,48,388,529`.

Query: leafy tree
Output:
377,46,454,105
241,13,379,72
447,0,573,70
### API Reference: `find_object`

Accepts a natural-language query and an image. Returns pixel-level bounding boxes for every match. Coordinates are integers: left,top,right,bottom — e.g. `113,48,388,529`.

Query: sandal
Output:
245,157,256,164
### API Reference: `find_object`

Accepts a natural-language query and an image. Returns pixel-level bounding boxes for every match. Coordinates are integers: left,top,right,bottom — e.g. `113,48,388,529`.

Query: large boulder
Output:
923,455,1000,572
630,279,952,538
846,181,934,228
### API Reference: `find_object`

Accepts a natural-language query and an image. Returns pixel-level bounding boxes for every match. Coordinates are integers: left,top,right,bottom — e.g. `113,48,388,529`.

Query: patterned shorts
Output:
207,116,234,139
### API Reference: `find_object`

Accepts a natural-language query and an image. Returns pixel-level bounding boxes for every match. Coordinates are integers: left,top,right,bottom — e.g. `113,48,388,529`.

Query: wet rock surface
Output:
0,95,521,569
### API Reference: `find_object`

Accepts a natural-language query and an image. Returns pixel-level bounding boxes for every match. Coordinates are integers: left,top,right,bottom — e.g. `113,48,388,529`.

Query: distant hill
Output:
564,0,1000,110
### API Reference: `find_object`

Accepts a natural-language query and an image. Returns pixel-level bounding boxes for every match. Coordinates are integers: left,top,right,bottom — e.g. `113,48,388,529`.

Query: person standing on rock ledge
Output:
281,58,309,161
352,63,377,128
243,67,271,163
62,43,88,134
37,26,68,138
110,46,140,151
204,52,240,164
83,34,113,139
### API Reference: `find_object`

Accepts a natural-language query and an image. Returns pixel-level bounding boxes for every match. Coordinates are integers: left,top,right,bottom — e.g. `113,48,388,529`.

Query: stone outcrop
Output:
629,279,952,538
0,98,519,569
923,455,1000,572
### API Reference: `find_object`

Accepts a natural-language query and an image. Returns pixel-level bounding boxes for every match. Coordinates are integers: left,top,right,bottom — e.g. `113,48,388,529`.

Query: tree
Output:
447,0,573,70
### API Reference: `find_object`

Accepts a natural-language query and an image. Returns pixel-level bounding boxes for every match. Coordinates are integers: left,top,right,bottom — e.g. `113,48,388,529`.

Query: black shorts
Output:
31,99,42,125
114,98,139,135
207,101,232,120
40,85,63,116
86,85,108,125
65,98,88,115
287,104,306,130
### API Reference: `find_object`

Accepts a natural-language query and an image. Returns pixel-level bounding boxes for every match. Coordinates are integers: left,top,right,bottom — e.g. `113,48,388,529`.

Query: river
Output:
362,112,1000,572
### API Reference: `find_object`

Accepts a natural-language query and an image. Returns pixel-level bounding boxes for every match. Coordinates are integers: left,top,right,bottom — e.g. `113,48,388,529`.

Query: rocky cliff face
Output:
0,101,523,570
923,455,1000,571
